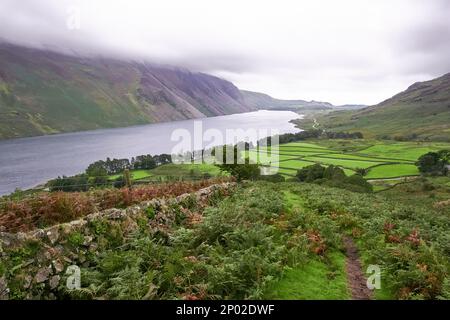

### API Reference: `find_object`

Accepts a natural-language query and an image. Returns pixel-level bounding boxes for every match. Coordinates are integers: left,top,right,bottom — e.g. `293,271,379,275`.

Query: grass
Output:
264,251,349,300
314,73,450,141
276,159,317,169
318,153,409,163
149,163,224,177
302,156,384,169
108,163,226,182
109,169,152,181
365,164,420,179
261,142,330,150
250,140,445,181
356,239,395,300
357,143,446,161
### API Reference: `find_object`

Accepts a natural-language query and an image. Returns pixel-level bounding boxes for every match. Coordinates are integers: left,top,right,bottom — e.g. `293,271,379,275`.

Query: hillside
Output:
317,73,450,140
241,90,333,111
0,43,255,140
1,178,449,300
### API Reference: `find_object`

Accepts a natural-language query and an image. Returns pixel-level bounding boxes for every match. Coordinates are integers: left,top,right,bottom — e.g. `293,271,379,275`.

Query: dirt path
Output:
343,236,373,300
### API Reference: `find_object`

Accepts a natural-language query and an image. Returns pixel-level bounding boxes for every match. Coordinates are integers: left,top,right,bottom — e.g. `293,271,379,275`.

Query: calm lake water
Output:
0,110,300,195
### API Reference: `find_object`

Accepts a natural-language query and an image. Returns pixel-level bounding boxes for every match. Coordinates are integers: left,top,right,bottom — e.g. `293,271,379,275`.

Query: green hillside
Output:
0,43,254,139
316,73,450,141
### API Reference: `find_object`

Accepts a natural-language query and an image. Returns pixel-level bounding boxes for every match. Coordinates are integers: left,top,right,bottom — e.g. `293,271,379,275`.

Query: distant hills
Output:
0,42,369,140
241,90,334,111
0,43,256,139
319,73,450,141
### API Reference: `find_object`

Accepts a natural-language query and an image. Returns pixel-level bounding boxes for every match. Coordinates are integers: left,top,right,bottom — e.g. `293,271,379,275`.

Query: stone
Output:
49,275,60,290
46,229,59,244
52,260,64,273
62,256,72,263
34,266,52,283
82,235,93,246
23,275,33,289
0,277,9,300
109,209,126,220
88,243,98,252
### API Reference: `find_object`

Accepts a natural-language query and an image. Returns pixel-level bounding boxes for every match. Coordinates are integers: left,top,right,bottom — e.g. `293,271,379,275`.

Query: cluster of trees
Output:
296,164,373,193
47,174,90,192
258,129,363,146
48,153,172,192
214,144,261,181
86,154,172,177
416,150,450,176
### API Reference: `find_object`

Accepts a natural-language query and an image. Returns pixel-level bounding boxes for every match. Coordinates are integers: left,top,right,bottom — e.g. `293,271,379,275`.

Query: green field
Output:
108,163,226,181
356,143,445,161
365,164,420,179
301,156,384,169
317,153,409,163
251,140,450,182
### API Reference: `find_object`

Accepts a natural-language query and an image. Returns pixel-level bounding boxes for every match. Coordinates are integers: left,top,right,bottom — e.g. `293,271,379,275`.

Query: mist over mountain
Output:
0,43,256,139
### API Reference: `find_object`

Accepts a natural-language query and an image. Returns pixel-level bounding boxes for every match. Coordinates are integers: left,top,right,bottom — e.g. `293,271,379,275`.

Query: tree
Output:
220,162,261,181
86,161,108,177
216,144,261,181
416,150,449,176
324,165,346,180
296,164,325,182
133,155,157,170
48,174,90,192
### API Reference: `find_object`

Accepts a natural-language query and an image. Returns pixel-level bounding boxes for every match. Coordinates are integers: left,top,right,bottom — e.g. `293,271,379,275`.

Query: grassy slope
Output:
2,177,449,299
315,73,450,140
0,43,252,139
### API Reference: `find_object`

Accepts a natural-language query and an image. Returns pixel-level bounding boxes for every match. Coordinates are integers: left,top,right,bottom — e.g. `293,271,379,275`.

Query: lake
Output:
0,110,301,195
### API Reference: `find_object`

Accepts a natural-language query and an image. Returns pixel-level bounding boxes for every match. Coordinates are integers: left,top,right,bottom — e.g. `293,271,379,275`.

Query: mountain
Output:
241,90,333,111
0,43,255,140
319,73,450,141
333,104,367,110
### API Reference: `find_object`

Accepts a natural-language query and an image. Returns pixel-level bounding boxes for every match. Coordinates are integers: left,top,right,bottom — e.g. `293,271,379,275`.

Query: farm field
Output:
365,164,420,179
108,163,226,182
300,156,385,169
249,140,450,182
355,143,450,161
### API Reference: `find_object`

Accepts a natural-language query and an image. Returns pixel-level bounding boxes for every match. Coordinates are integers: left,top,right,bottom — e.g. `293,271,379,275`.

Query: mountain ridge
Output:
0,43,256,140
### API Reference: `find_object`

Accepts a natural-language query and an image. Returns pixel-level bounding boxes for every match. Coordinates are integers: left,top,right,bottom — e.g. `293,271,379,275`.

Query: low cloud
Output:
0,0,449,105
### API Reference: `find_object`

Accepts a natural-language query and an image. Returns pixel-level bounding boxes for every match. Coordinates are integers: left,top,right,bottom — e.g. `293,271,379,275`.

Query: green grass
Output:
107,163,225,182
278,142,329,149
253,140,448,180
109,169,153,181
276,159,317,169
302,156,384,169
365,164,420,179
264,251,350,300
248,151,300,162
318,153,410,163
274,167,298,176
357,143,447,161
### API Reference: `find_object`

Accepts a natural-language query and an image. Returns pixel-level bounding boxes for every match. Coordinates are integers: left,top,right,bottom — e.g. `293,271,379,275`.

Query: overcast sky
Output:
1,0,450,105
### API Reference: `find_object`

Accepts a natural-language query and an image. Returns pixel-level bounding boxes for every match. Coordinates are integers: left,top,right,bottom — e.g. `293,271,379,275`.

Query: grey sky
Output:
1,0,449,105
